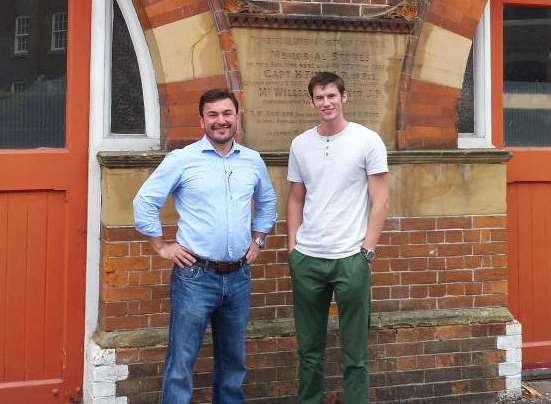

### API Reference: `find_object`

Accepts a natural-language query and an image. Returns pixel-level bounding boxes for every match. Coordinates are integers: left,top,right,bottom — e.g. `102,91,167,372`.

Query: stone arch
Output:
397,0,488,149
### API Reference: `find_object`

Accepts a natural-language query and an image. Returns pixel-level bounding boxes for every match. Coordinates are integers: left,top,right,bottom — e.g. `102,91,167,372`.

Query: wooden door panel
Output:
0,0,90,401
508,182,551,368
0,191,66,384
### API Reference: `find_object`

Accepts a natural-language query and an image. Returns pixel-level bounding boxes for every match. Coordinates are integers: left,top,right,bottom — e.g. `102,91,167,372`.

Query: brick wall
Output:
100,215,507,333
96,213,516,403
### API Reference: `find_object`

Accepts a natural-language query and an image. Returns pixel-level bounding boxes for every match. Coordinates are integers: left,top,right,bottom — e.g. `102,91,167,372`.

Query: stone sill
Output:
94,307,514,349
98,149,512,169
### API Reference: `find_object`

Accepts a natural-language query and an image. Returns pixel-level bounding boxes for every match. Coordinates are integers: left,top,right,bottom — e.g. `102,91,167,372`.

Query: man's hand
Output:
246,241,260,265
150,238,196,268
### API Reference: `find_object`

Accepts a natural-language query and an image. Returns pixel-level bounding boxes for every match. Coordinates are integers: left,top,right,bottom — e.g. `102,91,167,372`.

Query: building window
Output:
14,16,31,55
458,3,493,149
51,12,68,51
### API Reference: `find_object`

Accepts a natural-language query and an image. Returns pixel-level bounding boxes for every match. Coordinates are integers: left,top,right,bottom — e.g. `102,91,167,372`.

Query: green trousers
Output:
289,250,371,404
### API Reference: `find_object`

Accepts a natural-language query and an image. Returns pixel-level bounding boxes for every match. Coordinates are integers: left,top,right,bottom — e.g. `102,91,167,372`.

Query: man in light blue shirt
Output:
134,89,277,404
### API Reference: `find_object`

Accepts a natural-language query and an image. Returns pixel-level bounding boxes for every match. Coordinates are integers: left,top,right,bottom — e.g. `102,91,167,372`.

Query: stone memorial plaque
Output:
233,28,407,151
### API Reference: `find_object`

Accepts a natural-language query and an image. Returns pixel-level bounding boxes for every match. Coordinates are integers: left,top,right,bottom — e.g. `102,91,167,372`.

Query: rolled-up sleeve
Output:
252,158,278,233
133,151,182,238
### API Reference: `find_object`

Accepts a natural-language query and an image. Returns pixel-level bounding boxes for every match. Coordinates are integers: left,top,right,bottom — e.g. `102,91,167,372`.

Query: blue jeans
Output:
162,264,252,404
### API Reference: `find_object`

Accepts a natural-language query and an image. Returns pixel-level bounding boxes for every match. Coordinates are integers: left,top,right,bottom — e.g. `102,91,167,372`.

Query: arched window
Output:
90,0,160,150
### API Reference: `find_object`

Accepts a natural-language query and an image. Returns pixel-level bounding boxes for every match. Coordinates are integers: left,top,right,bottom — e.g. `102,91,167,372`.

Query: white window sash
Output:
51,12,68,51
14,16,30,54
459,2,494,149
90,0,160,149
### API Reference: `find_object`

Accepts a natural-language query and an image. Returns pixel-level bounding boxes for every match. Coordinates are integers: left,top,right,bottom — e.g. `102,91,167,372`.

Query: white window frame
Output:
14,15,31,55
90,0,160,150
51,12,68,51
459,2,494,149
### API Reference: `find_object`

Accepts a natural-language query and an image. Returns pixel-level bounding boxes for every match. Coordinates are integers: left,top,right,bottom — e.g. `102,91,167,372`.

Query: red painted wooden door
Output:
0,1,90,402
493,0,551,369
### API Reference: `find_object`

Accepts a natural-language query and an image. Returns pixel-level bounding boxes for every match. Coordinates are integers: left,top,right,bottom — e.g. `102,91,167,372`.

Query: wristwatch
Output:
254,236,266,249
360,247,376,263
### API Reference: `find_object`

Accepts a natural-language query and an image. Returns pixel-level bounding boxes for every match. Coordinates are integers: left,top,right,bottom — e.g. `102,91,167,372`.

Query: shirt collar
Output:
199,135,242,155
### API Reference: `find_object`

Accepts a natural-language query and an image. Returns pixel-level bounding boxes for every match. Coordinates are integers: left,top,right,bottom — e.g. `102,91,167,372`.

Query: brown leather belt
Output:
193,256,247,273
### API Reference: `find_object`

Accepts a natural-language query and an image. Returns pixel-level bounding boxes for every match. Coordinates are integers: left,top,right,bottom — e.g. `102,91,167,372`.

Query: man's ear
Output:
199,116,205,129
342,91,348,103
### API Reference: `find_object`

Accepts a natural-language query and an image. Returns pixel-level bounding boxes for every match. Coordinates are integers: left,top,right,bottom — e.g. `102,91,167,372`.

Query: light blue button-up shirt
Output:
133,136,277,262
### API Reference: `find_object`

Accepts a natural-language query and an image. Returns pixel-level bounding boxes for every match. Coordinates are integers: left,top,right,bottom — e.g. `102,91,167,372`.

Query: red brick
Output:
428,258,446,270
266,236,287,249
102,226,147,242
372,300,400,312
437,243,472,257
389,259,408,272
427,231,445,243
277,278,292,291
492,255,508,268
464,230,481,242
445,230,463,243
401,271,437,285
104,272,129,287
103,242,129,257
140,347,167,362
103,286,151,302
411,285,428,298
373,273,400,286
465,283,483,295
150,313,170,327
474,268,507,282
373,287,390,299
396,357,417,370
255,250,277,264
251,307,276,320
129,243,141,256
140,271,163,285
438,270,473,283
252,279,276,293
400,298,437,311
377,245,400,259
464,255,482,269
446,256,465,270
400,244,434,258
116,348,140,364
429,285,446,297
409,258,429,271
475,294,507,307
446,283,466,296
151,256,173,270
438,296,474,309
266,264,289,279
104,315,148,331
128,300,162,315
390,286,409,299
103,256,150,273
473,242,507,255
402,218,436,231
473,216,506,228
384,218,400,231
435,325,471,339
409,231,427,244
483,280,507,295
373,259,390,272
390,232,408,245
437,217,472,229
102,302,128,317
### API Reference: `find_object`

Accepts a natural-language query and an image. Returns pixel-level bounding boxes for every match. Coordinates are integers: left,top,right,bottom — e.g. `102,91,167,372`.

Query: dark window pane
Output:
504,6,551,147
458,47,474,134
111,1,145,134
0,0,67,149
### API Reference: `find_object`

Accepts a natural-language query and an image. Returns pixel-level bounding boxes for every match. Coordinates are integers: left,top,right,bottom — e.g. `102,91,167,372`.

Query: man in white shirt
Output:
287,72,390,404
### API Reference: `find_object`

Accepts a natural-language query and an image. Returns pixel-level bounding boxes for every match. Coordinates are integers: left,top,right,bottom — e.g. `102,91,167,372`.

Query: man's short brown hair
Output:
308,72,346,100
199,89,239,117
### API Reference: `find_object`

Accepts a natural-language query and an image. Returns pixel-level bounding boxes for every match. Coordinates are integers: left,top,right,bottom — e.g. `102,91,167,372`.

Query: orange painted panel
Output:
493,0,551,369
0,192,66,383
0,0,90,402
508,182,551,368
